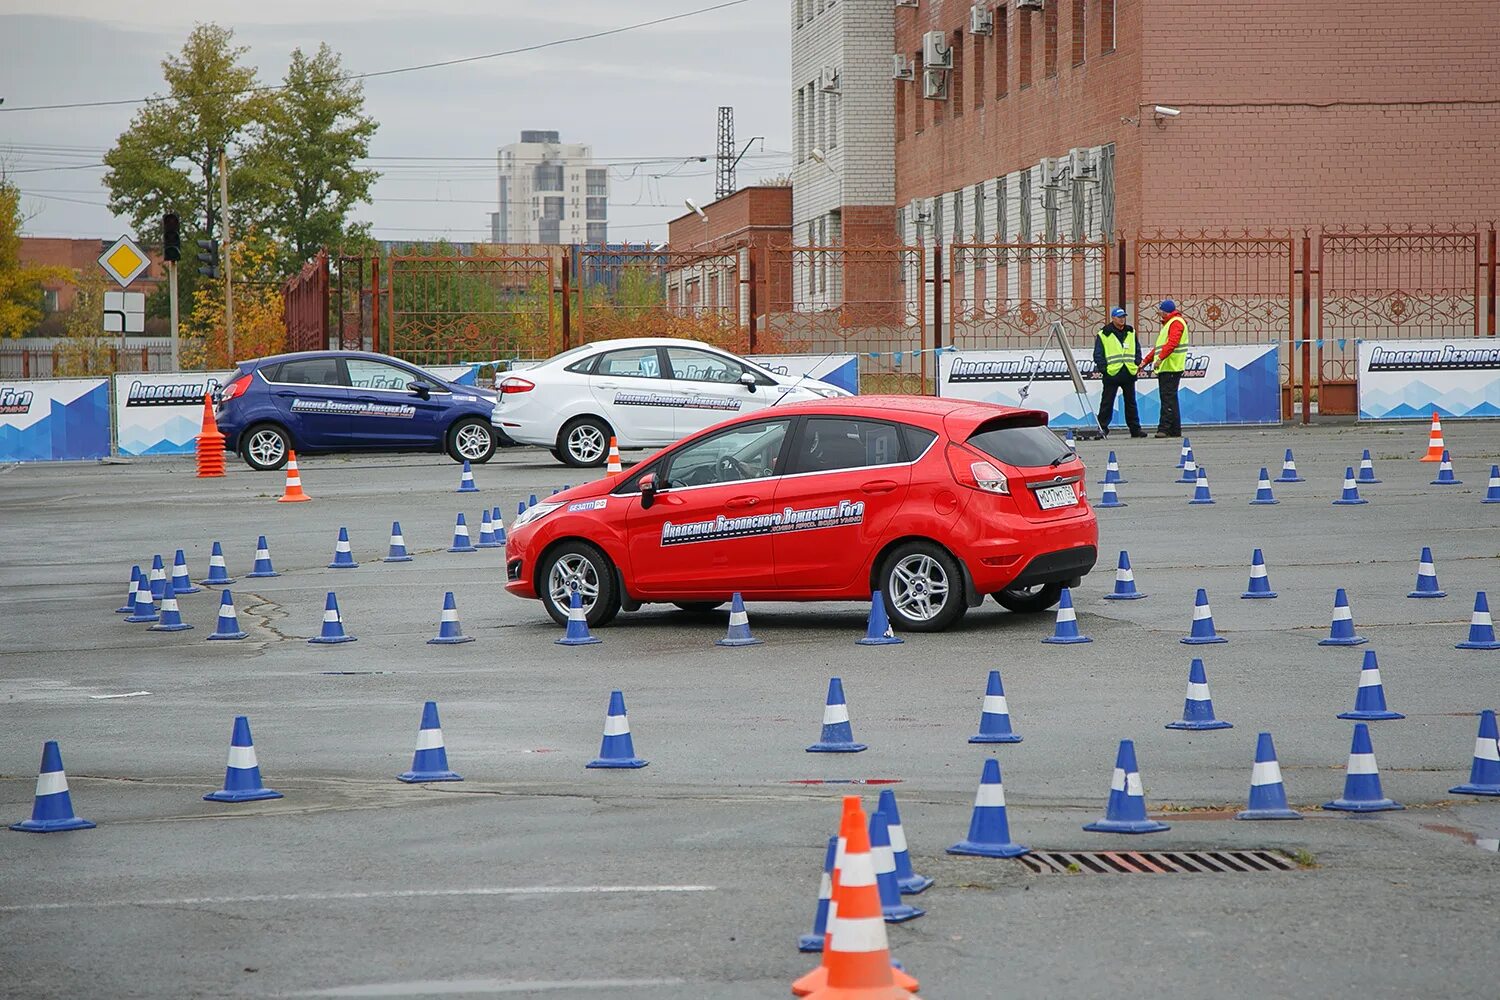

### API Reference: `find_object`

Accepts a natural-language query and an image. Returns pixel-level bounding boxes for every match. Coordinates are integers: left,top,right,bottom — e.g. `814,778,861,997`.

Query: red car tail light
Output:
499,377,535,394
945,443,1010,495
220,373,252,404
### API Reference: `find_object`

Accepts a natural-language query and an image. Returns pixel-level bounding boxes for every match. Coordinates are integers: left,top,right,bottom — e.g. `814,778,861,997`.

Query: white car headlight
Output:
807,384,848,398
512,501,563,529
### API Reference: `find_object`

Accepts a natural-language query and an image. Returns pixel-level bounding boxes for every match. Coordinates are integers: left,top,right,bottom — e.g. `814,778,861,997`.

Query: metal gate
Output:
282,250,329,354
382,253,556,367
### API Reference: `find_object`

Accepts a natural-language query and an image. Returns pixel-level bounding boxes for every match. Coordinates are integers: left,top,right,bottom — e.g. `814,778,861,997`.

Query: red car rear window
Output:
966,418,1072,469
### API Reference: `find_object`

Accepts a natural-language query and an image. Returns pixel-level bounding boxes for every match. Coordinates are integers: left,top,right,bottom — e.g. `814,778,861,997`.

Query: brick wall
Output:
19,237,165,314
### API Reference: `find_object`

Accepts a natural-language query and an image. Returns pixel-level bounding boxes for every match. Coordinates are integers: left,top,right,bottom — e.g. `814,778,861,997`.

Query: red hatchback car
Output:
504,396,1098,633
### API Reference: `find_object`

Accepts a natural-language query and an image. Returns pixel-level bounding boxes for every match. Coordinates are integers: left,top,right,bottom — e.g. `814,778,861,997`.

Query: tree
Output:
182,227,287,370
0,181,72,338
55,270,115,376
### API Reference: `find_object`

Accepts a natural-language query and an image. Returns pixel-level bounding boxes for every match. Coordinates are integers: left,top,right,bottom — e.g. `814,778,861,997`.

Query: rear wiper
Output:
1049,451,1073,467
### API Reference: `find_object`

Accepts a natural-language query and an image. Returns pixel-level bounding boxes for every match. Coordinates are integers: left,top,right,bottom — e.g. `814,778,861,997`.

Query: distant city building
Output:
488,130,609,245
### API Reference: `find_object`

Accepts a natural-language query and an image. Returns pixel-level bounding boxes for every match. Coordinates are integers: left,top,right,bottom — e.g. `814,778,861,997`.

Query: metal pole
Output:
1302,234,1312,427
168,261,180,369
219,150,233,361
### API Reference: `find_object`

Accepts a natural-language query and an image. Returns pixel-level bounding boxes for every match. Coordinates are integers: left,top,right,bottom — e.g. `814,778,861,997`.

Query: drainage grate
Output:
1016,850,1299,875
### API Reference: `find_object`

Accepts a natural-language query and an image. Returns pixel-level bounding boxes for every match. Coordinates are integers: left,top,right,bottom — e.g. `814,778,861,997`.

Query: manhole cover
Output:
1017,849,1299,874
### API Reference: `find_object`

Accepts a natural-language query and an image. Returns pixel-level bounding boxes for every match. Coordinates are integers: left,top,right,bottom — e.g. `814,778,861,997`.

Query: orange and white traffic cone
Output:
195,393,226,479
606,436,623,475
1420,411,1445,462
277,451,311,503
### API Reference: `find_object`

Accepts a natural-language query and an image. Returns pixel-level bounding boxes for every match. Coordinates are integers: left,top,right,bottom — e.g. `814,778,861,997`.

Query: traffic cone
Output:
1455,591,1500,649
1188,466,1215,504
715,592,762,647
384,521,412,563
148,553,167,600
1332,467,1367,505
1165,658,1232,730
446,513,477,553
606,436,623,474
1095,480,1125,508
1241,548,1277,599
1448,709,1500,797
1319,588,1367,646
203,715,283,802
969,669,1022,744
1337,649,1404,721
1430,450,1461,485
1357,449,1380,484
149,579,192,632
1098,451,1126,485
1407,546,1445,598
476,509,501,548
1235,732,1302,820
808,677,867,752
1181,588,1227,644
277,451,311,502
116,565,141,613
397,700,462,782
1483,465,1500,503
207,590,248,640
1275,448,1304,483
856,592,902,646
586,690,647,768
124,571,158,623
199,541,234,585
1102,550,1145,600
517,500,527,518
427,591,473,645
1249,468,1278,505
1083,739,1171,833
528,493,538,509
455,459,478,493
869,810,924,922
1322,723,1402,812
799,836,839,951
1419,411,1445,461
491,507,507,545
195,393,226,479
1175,450,1198,485
947,757,1029,857
245,535,279,578
556,586,601,646
307,592,356,644
1041,586,1090,644
326,526,358,569
1177,437,1191,469
877,788,932,894
169,548,200,595
9,741,95,832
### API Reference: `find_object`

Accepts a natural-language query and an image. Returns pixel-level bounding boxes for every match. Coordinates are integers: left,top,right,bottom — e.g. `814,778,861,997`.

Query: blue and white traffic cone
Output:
1241,548,1277,599
149,579,192,632
199,541,235,585
856,591,902,645
586,690,647,768
1430,450,1461,485
1449,709,1500,797
1275,448,1304,483
1318,587,1367,646
1407,546,1446,598
203,715,283,802
116,565,142,613
476,509,501,548
877,788,932,893
1165,658,1232,730
1041,587,1090,644
1095,480,1126,508
328,526,359,568
1175,450,1198,485
1065,429,1076,453
446,513,477,553
870,810,924,922
10,741,95,832
397,700,463,782
969,669,1022,744
1337,649,1404,721
1098,451,1126,485
427,591,474,644
1177,437,1191,469
456,459,478,493
491,507,507,545
1188,466,1215,504
1356,449,1380,484
1455,591,1499,649
1483,465,1500,503
384,521,412,563
556,586,601,646
1083,739,1171,833
528,493,538,509
807,677,866,752
148,553,167,600
715,592,762,647
947,757,1030,857
246,535,279,578
1182,588,1227,644
517,500,527,518
1103,550,1145,600
308,592,356,644
1332,467,1367,505
170,548,200,595
124,571,158,623
1249,468,1278,505
1322,723,1402,812
798,836,838,951
207,590,248,640
1235,732,1302,820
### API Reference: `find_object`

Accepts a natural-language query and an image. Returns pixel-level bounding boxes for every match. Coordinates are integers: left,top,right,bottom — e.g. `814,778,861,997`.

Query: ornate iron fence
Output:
948,240,1112,351
383,253,556,368
570,247,748,352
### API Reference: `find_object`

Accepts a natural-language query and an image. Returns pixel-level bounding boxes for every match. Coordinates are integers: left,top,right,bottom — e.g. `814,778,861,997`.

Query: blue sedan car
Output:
215,350,502,471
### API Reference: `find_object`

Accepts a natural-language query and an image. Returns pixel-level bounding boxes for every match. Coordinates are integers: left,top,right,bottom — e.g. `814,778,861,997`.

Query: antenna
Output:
715,106,735,200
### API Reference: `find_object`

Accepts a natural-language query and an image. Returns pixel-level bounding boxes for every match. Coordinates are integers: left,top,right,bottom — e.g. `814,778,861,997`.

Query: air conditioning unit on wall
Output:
892,54,914,80
895,0,918,7
1015,0,1043,10
1069,147,1098,179
970,4,994,34
820,66,841,93
922,31,952,70
922,67,950,100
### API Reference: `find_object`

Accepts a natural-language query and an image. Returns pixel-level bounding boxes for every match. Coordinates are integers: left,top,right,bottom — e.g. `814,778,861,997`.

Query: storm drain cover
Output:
1017,850,1299,875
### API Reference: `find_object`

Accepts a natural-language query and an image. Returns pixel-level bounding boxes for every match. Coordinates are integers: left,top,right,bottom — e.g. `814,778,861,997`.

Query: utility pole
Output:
219,149,234,361
715,106,735,201
168,262,180,369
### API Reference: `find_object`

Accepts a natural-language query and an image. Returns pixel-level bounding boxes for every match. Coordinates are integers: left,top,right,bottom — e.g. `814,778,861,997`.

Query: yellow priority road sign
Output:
98,234,151,288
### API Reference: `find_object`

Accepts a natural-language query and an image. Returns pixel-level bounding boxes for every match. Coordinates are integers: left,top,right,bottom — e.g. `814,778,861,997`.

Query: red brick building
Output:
665,185,794,324
18,237,166,334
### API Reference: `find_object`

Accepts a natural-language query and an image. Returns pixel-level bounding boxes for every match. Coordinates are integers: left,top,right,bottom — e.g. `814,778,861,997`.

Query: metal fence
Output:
282,250,329,355
948,240,1112,351
381,253,557,368
570,246,748,352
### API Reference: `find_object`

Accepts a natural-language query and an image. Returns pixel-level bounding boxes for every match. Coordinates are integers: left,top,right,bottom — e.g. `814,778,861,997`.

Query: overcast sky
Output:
0,0,791,246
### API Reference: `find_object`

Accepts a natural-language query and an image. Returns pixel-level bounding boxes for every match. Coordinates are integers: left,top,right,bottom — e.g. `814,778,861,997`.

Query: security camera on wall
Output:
1153,106,1181,118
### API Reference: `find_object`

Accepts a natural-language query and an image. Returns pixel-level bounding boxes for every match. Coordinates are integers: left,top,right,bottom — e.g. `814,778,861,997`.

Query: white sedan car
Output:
491,338,851,467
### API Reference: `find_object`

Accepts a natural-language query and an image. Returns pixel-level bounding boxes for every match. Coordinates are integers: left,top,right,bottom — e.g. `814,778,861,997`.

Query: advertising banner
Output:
939,344,1281,428
0,378,111,462
113,371,233,456
748,354,860,394
1356,339,1500,420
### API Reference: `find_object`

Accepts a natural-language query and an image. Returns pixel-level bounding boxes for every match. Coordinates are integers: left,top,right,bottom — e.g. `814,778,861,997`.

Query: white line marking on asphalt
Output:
88,691,152,699
286,979,687,996
0,885,716,913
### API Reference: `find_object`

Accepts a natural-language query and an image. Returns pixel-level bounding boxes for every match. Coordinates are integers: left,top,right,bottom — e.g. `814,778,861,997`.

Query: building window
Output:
586,196,607,220
895,78,906,143
542,197,564,221
795,88,806,160
42,289,59,314
1098,143,1115,236
974,181,986,242
1044,0,1058,78
952,189,964,242
1018,170,1032,242
796,0,804,29
586,168,607,196
830,96,840,149
1019,10,1033,89
534,163,563,190
539,219,561,243
1072,0,1086,65
974,23,986,110
914,53,925,132
995,9,1008,98
587,222,608,243
1100,0,1115,53
996,175,1008,241
951,30,964,118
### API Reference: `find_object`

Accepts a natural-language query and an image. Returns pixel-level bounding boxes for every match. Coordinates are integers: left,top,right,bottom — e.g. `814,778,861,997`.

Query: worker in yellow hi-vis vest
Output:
1139,299,1190,438
1091,307,1145,439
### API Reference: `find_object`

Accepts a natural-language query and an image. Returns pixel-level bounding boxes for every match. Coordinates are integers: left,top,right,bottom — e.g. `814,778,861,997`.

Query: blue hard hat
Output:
1159,299,1177,313
1111,307,1127,318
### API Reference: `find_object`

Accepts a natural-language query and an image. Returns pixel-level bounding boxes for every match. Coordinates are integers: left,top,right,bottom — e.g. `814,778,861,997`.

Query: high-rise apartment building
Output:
489,130,609,245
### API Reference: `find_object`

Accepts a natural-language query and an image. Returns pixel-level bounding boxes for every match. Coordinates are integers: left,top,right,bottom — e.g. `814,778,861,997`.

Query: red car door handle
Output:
725,496,760,509
861,480,899,495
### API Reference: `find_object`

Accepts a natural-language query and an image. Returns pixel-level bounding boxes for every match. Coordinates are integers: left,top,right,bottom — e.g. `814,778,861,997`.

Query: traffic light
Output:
162,213,181,262
196,238,219,279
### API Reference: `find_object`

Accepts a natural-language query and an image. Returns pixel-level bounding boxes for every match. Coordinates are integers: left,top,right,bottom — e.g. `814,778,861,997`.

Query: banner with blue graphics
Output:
1357,339,1500,421
0,378,111,462
938,343,1281,428
748,354,860,394
114,371,233,456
